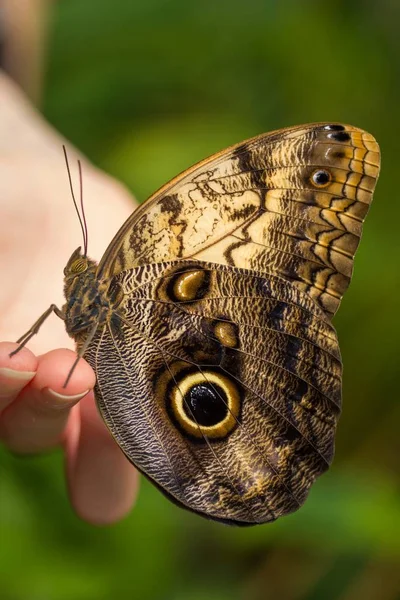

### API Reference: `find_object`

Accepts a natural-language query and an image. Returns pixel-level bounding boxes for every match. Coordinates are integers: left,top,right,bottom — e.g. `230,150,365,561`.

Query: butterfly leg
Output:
9,304,65,357
63,318,100,388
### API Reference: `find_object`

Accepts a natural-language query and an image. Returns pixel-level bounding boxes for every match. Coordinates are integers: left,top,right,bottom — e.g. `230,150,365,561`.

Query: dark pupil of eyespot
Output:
313,170,330,185
184,383,228,426
324,124,345,131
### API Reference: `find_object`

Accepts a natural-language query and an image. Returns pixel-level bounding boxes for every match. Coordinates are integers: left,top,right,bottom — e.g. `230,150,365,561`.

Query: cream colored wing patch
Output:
97,123,380,318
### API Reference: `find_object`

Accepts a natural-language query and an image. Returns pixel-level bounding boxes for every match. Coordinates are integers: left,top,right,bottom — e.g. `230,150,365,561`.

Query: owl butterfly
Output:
14,123,380,525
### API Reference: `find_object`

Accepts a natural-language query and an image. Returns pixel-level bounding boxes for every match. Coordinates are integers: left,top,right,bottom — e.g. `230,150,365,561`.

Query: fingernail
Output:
0,367,36,380
42,388,90,409
0,368,36,396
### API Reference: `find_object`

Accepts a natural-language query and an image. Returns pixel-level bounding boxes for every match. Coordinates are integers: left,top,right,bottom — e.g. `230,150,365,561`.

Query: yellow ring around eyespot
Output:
310,169,332,188
170,371,240,439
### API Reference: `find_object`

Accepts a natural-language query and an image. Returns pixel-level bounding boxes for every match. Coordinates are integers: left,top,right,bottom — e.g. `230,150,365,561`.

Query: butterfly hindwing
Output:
84,261,342,524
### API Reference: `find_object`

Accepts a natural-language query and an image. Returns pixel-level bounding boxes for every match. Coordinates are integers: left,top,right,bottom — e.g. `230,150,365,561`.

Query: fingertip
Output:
0,342,38,373
34,349,96,396
0,343,38,411
66,395,139,525
0,351,95,454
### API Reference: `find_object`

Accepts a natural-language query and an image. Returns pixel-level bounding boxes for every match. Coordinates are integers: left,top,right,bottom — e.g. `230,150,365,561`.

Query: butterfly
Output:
14,123,380,525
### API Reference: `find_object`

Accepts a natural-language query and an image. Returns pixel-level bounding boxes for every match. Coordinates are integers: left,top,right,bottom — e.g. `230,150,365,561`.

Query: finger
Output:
0,348,95,453
0,342,37,411
65,393,139,525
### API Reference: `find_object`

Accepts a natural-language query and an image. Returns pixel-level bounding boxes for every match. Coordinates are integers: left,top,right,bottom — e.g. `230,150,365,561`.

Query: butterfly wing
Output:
97,123,380,318
85,261,341,524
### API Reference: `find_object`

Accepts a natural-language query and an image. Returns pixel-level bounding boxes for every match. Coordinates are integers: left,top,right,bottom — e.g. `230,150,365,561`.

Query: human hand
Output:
0,72,139,524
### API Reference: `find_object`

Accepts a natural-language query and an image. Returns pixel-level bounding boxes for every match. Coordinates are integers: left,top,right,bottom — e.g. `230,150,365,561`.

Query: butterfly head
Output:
63,247,98,310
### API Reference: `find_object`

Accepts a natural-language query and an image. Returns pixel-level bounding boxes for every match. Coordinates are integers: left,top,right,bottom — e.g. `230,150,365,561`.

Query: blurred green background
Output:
1,0,399,599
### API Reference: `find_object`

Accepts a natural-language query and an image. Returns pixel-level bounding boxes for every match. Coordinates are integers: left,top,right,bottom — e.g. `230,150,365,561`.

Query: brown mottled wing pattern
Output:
77,122,380,524
84,261,341,524
97,123,380,318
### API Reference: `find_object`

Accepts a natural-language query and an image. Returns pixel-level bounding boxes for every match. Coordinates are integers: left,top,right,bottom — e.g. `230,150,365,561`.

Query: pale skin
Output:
0,72,139,524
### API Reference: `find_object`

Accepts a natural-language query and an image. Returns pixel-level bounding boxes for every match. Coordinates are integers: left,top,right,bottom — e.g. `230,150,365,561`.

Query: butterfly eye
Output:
311,169,332,188
70,259,88,274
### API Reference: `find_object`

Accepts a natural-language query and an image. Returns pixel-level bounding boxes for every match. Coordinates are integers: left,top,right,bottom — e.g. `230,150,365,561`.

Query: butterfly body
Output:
59,123,380,524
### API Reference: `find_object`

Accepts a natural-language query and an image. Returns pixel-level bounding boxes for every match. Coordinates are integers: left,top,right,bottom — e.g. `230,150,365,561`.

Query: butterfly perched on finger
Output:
13,123,380,524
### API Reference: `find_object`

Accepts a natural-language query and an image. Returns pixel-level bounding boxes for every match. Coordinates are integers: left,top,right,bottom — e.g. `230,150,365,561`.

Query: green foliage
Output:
2,0,399,598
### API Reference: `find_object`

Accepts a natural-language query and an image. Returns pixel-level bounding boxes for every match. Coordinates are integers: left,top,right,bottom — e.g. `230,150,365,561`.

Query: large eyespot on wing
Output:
86,260,342,525
97,123,380,319
157,362,242,440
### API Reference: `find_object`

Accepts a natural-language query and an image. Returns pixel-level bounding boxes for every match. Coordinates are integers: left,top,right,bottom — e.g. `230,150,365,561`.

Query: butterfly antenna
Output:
63,145,87,256
77,159,88,257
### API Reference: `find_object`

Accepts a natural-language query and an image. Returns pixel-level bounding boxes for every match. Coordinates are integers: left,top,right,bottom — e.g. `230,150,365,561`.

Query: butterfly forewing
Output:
97,123,380,318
